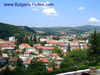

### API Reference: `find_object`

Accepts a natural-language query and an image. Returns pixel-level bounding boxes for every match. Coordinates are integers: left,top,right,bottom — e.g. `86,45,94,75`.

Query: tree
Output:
29,36,33,46
88,29,100,65
67,43,71,52
17,36,24,44
33,35,37,44
23,37,29,43
89,29,100,55
16,57,23,67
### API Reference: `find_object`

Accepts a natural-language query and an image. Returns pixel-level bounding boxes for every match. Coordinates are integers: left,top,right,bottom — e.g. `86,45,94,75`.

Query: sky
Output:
0,0,100,27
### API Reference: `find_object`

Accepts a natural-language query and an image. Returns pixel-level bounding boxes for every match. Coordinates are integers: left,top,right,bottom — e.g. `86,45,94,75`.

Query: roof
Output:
57,42,65,46
50,53,58,56
36,46,44,50
47,41,58,44
0,66,15,72
47,67,53,71
1,43,16,47
23,59,31,64
38,58,49,63
20,43,33,49
33,44,42,47
83,46,88,49
55,66,60,69
15,49,23,52
55,56,63,60
24,51,31,54
0,56,5,60
43,47,54,50
8,57,21,62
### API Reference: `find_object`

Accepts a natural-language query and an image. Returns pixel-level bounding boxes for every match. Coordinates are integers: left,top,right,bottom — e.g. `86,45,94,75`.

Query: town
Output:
0,33,90,73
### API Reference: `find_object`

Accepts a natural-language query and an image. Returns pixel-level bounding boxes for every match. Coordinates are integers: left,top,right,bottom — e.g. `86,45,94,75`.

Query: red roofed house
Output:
47,67,53,71
0,66,15,72
19,43,36,52
8,57,22,64
24,51,31,56
1,43,16,52
23,59,31,68
50,53,58,59
14,49,23,53
55,56,63,65
47,41,58,46
38,58,49,68
42,47,54,56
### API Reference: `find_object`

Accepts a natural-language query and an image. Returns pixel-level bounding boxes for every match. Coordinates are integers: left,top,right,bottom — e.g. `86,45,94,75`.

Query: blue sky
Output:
0,0,100,27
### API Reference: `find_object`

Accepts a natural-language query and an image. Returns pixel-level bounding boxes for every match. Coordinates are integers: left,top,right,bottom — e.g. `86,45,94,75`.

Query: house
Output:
42,47,54,56
15,49,23,53
55,56,63,65
1,43,16,52
8,57,22,64
0,56,6,64
38,58,49,68
19,43,35,52
24,51,31,56
0,66,15,72
50,53,58,59
47,67,53,71
47,41,58,46
23,59,31,68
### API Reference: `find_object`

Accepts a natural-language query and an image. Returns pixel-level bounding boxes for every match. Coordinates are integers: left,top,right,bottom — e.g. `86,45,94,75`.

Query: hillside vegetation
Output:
0,22,36,39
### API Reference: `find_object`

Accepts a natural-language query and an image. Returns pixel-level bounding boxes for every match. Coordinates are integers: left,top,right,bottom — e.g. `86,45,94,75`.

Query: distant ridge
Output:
31,25,100,34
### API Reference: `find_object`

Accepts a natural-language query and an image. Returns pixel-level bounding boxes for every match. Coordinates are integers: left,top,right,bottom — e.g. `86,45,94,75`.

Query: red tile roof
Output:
38,58,49,63
15,49,23,52
57,42,65,46
8,57,21,62
47,67,53,71
43,47,54,50
20,43,32,49
83,46,88,49
33,44,42,47
50,53,58,56
0,66,15,72
1,43,16,47
23,59,31,64
24,51,31,54
36,46,44,50
55,66,60,69
47,41,58,44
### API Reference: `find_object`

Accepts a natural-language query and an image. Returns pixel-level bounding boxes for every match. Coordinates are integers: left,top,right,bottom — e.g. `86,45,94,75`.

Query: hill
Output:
31,25,100,35
0,22,36,39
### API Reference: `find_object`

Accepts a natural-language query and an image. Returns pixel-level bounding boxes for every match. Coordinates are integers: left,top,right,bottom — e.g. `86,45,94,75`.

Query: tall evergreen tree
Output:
89,29,100,56
67,43,71,52
33,35,37,44
23,37,29,43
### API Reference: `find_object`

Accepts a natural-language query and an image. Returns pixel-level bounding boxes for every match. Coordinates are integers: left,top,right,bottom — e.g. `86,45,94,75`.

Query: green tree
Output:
16,57,23,67
17,36,24,44
33,35,37,44
67,43,71,52
23,37,29,43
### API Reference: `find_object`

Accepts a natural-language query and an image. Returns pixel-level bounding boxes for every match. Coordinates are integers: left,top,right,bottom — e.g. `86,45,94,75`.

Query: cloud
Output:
88,17,100,22
32,8,39,11
42,8,58,16
78,7,85,10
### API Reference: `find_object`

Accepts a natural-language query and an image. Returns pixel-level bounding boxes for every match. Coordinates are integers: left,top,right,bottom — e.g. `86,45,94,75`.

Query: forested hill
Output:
0,22,36,39
31,25,100,34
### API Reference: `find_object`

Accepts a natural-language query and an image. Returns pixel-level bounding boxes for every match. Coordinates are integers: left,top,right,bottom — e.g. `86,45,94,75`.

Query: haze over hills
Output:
31,25,100,35
0,22,36,39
